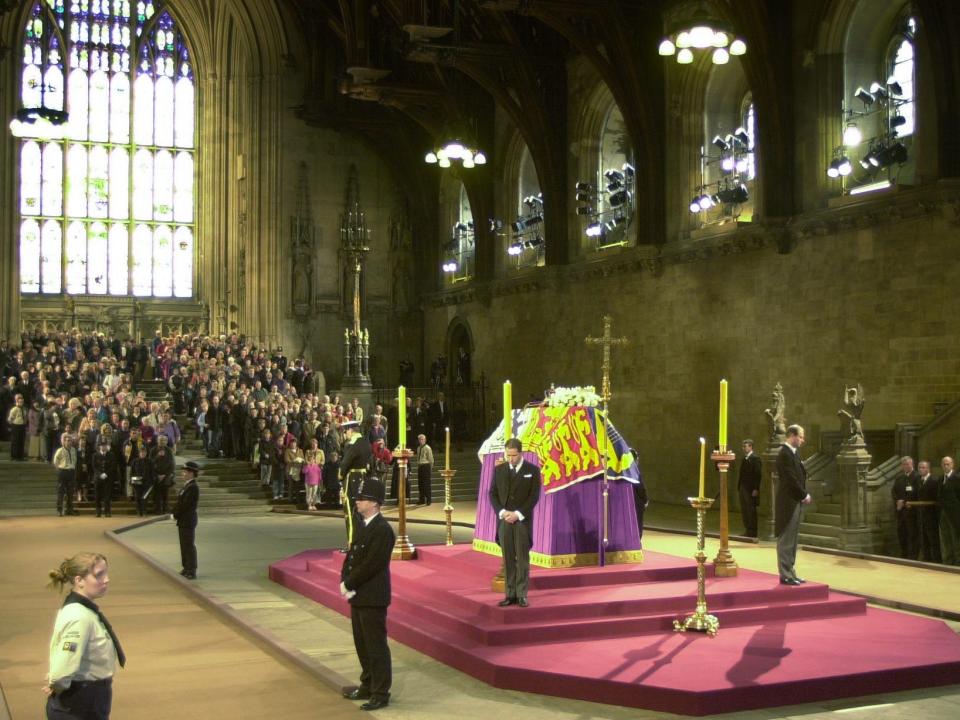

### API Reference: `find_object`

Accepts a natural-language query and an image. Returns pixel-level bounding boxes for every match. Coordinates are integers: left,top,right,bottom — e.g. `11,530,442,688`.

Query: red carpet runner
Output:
269,544,960,715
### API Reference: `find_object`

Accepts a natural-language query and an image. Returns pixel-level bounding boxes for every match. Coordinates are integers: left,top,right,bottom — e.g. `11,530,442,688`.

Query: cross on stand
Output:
584,315,628,565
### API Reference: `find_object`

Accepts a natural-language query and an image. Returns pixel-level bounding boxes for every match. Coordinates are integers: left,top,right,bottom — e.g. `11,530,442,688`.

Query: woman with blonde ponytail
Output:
44,553,125,719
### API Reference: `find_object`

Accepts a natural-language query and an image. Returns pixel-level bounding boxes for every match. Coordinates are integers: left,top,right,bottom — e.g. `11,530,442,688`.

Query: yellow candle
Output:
698,437,706,498
398,385,407,448
718,379,728,450
503,380,512,441
445,426,451,470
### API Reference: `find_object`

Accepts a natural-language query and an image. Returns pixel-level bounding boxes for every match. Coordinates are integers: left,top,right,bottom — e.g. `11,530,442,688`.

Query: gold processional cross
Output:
584,315,628,553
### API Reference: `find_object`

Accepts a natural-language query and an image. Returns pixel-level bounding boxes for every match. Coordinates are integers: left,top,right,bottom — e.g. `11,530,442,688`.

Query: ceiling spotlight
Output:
713,135,730,152
474,152,487,165
442,260,458,273
575,181,595,191
879,142,908,167
735,157,748,173
576,206,595,216
438,157,451,168
689,197,702,213
507,242,523,256
890,115,907,133
870,82,890,101
585,222,604,237
689,26,715,48
837,157,853,176
721,156,735,172
677,48,694,64
489,218,504,232
425,151,438,163
712,31,730,47
698,194,714,210
604,169,624,183
854,87,875,106
827,159,841,178
511,218,526,233
733,127,750,146
842,122,862,147
729,38,746,55
608,190,631,208
675,31,692,49
659,39,676,56
886,78,903,96
576,191,594,202
712,47,729,64
621,163,635,178
717,184,749,204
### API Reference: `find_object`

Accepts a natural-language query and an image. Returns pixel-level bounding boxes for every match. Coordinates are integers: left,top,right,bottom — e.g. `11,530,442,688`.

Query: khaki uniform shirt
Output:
48,602,117,691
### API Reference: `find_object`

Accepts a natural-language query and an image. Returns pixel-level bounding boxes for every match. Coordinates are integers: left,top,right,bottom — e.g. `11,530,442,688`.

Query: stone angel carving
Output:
764,382,787,445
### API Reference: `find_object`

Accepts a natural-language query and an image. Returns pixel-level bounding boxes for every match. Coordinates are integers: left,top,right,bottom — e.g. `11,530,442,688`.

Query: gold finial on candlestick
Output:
674,496,719,636
392,446,417,560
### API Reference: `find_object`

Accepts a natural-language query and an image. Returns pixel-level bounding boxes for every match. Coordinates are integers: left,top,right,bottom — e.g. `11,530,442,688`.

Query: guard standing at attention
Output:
338,420,372,549
172,460,201,579
340,476,395,711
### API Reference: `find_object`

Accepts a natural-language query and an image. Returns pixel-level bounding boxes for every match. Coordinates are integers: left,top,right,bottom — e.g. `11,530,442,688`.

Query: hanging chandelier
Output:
658,24,746,65
424,138,487,169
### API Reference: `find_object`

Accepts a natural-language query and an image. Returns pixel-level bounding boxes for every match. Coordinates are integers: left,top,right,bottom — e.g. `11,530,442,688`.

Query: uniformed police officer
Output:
340,476,395,711
45,552,125,720
172,460,201,579
338,420,372,549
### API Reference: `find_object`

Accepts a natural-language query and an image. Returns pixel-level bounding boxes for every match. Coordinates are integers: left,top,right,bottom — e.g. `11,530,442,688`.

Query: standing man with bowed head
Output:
172,461,201,579
340,476,395,711
45,552,125,720
775,425,811,585
490,437,541,607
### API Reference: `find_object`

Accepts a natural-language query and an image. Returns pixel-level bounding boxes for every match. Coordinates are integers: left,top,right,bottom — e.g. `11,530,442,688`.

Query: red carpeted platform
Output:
269,544,960,715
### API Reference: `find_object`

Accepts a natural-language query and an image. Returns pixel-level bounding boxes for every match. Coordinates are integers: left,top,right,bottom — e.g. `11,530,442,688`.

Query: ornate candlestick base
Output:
391,448,417,560
674,496,719,637
440,468,457,546
711,449,739,577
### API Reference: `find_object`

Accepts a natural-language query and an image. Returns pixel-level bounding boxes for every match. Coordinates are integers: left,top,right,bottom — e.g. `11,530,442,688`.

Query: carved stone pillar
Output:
836,445,880,552
760,442,781,541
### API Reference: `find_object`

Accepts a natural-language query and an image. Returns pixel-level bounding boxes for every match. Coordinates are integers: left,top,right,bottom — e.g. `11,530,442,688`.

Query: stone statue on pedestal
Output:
838,384,866,446
764,382,787,445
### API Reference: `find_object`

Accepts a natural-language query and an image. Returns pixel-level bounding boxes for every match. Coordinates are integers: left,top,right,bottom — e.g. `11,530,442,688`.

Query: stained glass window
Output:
889,18,915,138
16,1,195,297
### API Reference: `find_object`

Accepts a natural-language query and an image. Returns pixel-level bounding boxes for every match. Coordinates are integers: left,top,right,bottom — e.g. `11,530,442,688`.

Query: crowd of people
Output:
0,329,450,515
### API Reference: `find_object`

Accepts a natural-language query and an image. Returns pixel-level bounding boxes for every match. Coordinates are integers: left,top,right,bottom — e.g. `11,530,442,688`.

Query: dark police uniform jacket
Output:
340,512,395,607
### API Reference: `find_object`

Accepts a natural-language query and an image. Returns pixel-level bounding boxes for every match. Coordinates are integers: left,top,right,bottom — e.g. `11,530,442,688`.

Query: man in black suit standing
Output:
775,425,811,585
738,439,762,538
891,456,921,559
940,456,960,566
173,460,200,579
490,437,541,607
339,420,372,548
340,476,395,711
916,460,941,563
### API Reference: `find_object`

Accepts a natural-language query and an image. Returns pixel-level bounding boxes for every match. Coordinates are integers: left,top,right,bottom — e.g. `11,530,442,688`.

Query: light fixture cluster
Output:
659,25,746,65
826,78,909,184
442,221,475,274
425,139,487,168
575,164,635,244
689,130,752,216
507,195,544,256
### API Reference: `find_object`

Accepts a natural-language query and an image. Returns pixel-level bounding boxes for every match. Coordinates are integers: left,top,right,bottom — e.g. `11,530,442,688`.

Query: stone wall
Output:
423,186,960,506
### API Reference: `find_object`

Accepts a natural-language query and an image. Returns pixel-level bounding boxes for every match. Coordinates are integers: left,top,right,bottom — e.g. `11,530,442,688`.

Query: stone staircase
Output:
383,447,483,507
799,452,841,548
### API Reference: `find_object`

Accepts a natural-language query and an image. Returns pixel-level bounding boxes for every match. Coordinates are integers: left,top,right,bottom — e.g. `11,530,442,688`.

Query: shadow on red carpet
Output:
269,543,960,715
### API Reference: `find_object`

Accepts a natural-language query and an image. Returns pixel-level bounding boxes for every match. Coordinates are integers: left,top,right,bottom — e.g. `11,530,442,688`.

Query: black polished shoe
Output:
780,577,802,586
498,597,518,607
794,577,807,584
183,572,197,580
360,698,389,711
343,687,372,700
518,598,529,608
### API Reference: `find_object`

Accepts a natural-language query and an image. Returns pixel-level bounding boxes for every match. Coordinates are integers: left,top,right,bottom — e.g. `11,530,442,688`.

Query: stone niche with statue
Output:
20,294,209,341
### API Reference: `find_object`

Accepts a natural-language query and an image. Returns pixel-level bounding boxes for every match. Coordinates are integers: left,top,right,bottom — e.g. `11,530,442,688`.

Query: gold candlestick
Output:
674,496,719,637
711,449,739,577
392,447,417,560
440,468,457,545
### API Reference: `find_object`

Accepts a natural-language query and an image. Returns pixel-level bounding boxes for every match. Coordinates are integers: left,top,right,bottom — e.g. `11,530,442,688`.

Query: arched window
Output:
15,1,195,297
741,95,756,181
509,145,544,268
888,16,916,137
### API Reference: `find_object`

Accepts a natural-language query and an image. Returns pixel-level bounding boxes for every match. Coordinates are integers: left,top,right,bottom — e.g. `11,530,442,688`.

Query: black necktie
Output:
65,592,126,667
